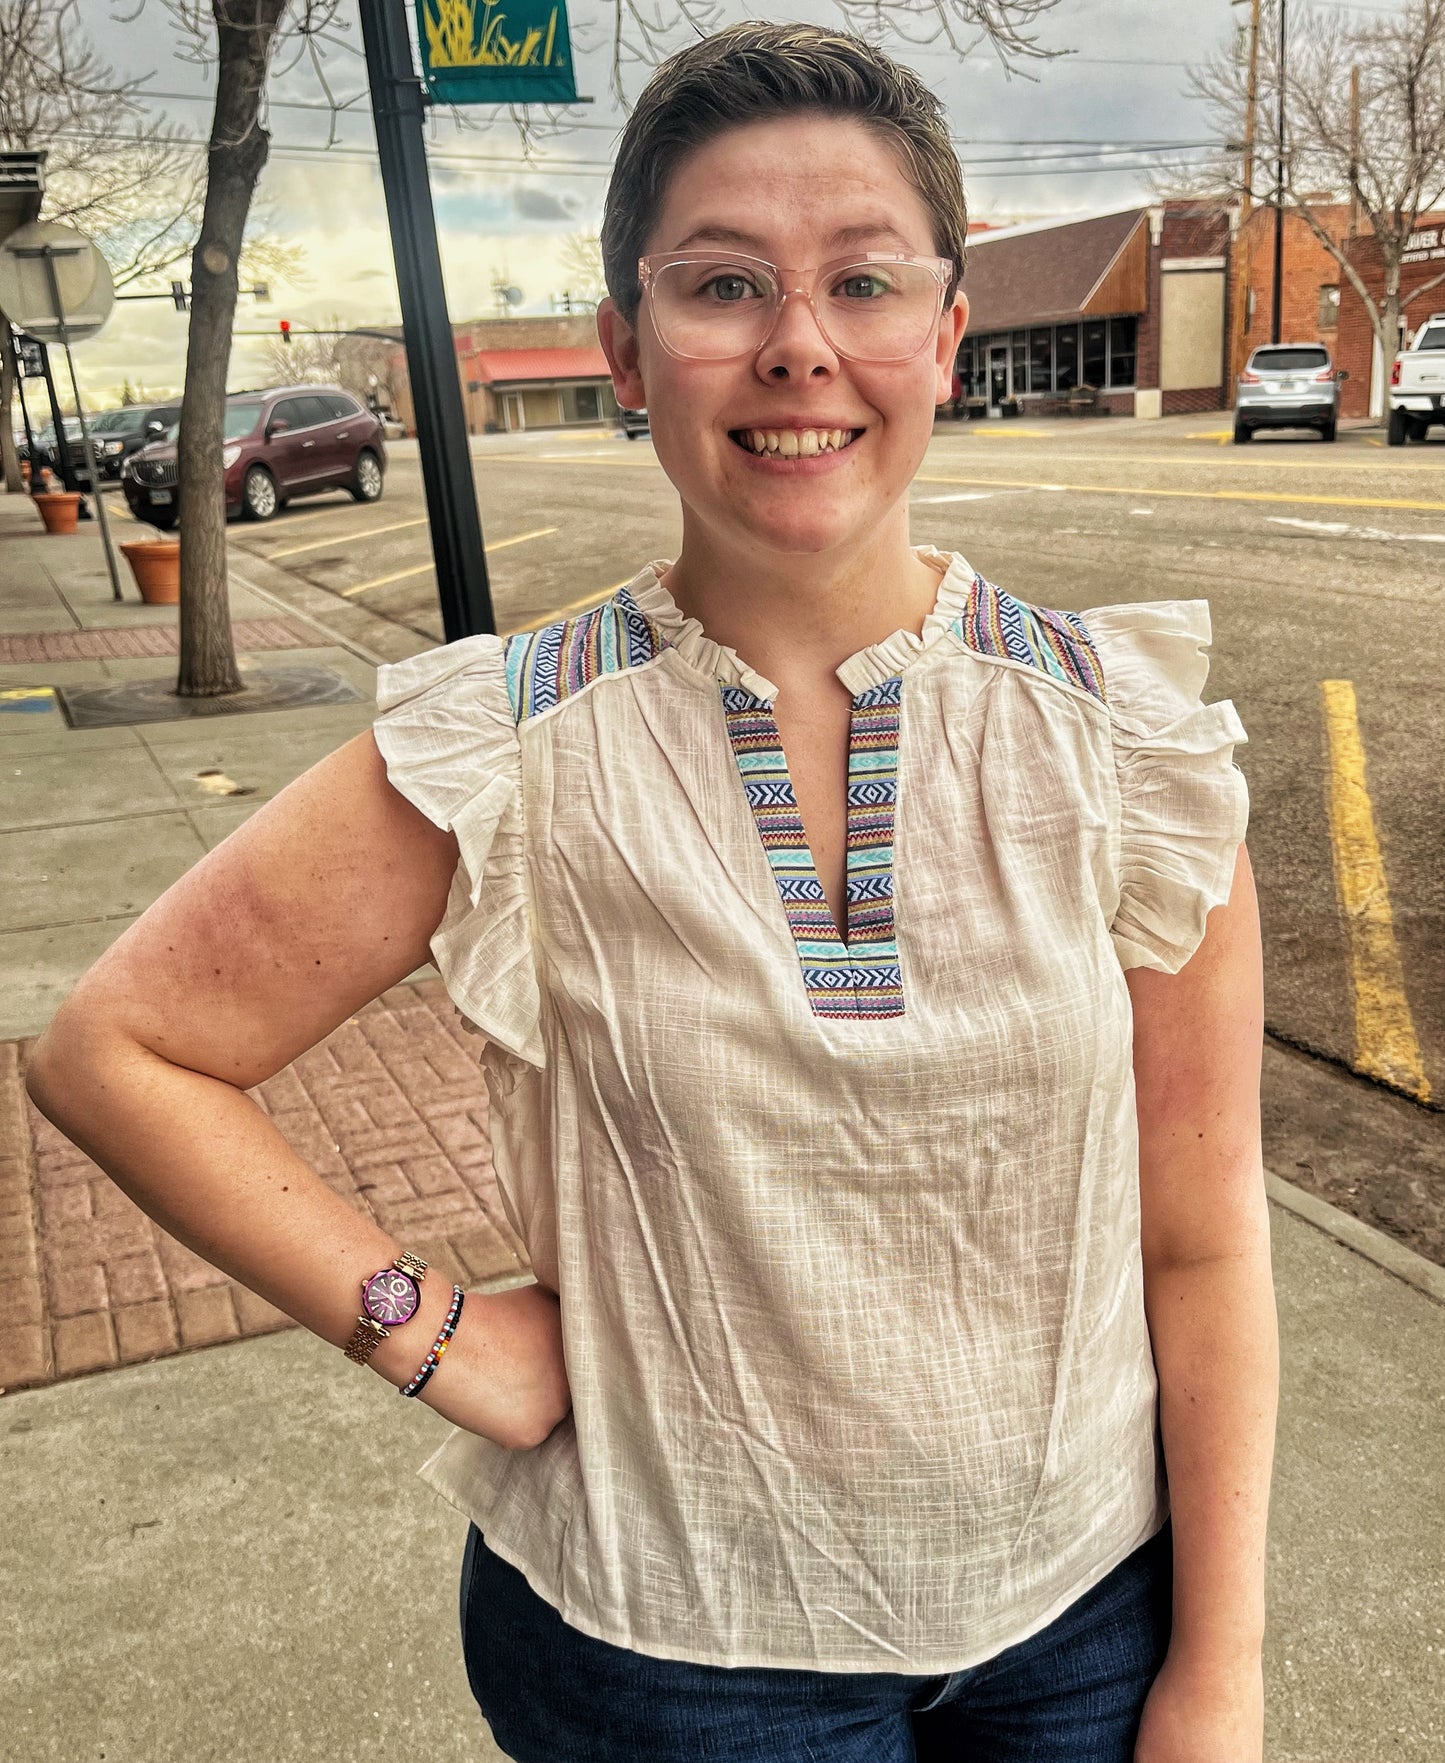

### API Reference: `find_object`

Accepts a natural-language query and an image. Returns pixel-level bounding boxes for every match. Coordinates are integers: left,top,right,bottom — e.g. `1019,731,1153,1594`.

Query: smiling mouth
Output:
728,427,864,457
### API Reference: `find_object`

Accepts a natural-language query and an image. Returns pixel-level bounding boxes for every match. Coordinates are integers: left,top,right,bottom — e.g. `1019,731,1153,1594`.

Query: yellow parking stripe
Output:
339,526,559,599
1320,680,1430,1102
266,516,430,560
501,578,633,635
913,471,1445,515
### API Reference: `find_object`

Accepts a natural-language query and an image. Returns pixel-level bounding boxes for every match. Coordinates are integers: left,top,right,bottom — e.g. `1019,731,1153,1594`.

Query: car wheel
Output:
1232,420,1250,444
1387,408,1408,446
241,465,279,520
1408,418,1430,443
1320,421,1337,443
147,509,177,532
349,450,384,503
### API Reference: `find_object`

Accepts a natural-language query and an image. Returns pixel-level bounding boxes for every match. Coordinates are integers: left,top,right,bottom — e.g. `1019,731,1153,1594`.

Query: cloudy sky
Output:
59,0,1334,401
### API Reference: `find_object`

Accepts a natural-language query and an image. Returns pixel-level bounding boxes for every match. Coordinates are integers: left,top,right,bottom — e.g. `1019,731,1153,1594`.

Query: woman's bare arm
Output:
1128,842,1278,1763
24,729,570,1448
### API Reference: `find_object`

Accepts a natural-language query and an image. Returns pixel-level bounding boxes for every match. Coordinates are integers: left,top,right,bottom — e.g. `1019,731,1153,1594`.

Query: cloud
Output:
513,186,579,222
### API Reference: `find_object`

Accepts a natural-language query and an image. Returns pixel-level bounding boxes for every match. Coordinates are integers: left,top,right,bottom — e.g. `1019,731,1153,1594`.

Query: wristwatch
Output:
343,1251,428,1366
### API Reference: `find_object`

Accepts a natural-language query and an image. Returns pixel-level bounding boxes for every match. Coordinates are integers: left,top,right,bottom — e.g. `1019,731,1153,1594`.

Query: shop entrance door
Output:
503,392,525,432
988,345,1010,410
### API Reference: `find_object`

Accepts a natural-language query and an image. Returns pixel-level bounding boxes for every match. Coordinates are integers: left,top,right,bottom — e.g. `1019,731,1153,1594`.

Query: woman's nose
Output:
754,286,839,382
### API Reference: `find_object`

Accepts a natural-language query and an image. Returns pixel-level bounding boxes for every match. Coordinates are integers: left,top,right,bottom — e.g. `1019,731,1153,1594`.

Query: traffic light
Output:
279,320,291,346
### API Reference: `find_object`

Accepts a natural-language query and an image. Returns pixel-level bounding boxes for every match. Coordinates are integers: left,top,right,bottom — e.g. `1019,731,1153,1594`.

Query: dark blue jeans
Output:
459,1519,1172,1761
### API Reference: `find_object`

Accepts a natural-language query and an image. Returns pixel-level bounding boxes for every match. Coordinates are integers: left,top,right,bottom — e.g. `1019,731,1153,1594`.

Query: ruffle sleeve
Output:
372,635,543,1067
1086,601,1250,975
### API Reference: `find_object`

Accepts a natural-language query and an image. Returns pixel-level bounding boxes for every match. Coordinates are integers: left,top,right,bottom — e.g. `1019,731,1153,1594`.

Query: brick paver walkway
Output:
0,618,314,664
0,978,529,1393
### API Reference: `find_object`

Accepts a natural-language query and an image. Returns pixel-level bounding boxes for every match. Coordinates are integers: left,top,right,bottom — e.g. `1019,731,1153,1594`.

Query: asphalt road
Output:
136,413,1443,1251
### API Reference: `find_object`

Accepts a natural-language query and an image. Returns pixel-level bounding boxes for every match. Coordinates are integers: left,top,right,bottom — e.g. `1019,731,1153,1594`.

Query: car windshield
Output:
1250,348,1329,373
91,410,143,434
223,402,263,440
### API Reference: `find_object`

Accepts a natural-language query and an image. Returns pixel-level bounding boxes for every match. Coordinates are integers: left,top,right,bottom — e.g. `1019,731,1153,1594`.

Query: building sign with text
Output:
416,0,577,105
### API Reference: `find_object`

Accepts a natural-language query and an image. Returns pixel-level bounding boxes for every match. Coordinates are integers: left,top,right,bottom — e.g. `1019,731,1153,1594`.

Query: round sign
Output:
0,220,115,344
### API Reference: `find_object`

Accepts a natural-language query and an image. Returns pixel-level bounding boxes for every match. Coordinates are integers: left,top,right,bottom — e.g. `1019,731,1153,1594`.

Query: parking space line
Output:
266,517,430,560
338,526,558,600
1320,680,1430,1103
502,579,633,634
912,471,1445,515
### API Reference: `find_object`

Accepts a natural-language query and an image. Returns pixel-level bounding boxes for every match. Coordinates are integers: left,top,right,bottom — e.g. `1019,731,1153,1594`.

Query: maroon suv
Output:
121,384,387,529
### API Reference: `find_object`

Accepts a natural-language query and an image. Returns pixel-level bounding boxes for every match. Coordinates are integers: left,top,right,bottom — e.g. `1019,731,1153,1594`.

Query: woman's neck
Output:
659,510,946,689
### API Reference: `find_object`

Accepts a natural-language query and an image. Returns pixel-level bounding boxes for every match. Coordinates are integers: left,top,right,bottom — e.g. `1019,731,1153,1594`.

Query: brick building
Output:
389,313,619,435
1334,213,1445,417
1228,202,1354,388
958,199,1235,418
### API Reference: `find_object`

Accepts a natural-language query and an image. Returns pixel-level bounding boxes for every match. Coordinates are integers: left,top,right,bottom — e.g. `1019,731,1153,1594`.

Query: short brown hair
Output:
600,22,967,326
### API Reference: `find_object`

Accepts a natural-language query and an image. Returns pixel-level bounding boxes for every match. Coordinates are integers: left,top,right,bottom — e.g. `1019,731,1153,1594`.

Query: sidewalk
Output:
1,490,1442,1761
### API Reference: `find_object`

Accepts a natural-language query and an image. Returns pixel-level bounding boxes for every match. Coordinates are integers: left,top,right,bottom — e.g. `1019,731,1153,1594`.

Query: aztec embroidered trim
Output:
954,574,1107,703
721,678,905,1021
503,587,668,723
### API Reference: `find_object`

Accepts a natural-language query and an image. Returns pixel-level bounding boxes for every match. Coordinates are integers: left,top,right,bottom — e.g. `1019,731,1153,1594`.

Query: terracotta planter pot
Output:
32,491,82,535
119,538,181,604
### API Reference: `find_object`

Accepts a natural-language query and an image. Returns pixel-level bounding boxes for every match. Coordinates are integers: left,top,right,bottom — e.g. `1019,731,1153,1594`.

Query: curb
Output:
1265,1169,1445,1307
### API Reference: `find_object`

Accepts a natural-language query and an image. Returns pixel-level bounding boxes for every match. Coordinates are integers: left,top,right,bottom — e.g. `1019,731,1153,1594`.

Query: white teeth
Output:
831,428,845,450
778,432,799,456
799,430,819,456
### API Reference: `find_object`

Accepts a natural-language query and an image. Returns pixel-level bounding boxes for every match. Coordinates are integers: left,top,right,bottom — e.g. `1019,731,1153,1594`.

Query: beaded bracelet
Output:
400,1284,464,1399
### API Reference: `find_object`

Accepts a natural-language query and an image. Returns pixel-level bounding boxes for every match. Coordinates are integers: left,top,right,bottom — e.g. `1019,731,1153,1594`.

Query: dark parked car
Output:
121,385,387,529
76,403,183,482
619,404,650,439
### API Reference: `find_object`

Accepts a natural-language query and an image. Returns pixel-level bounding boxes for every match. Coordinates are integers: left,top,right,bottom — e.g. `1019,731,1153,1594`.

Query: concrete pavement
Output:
1,482,1443,1760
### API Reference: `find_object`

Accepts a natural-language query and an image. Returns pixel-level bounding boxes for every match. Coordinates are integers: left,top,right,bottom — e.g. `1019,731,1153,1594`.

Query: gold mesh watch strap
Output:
395,1251,428,1283
343,1315,389,1366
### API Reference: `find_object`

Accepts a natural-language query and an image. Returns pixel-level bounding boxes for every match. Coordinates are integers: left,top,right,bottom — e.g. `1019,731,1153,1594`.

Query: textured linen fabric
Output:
370,547,1249,1675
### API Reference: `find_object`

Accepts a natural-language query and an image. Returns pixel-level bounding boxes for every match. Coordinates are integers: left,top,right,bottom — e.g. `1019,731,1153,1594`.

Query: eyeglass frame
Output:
635,250,957,365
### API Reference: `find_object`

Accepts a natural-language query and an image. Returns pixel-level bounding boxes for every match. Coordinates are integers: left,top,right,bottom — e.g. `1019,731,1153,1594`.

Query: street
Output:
106,412,1445,1253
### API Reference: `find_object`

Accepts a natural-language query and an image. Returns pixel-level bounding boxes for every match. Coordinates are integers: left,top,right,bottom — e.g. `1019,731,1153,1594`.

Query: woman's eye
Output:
840,274,889,299
705,274,753,302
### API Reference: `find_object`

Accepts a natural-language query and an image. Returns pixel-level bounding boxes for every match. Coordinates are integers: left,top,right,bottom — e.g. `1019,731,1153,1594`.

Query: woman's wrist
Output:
365,1261,459,1390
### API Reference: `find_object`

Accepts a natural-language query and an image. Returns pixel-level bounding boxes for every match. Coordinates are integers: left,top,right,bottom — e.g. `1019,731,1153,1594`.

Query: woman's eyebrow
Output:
669,222,917,253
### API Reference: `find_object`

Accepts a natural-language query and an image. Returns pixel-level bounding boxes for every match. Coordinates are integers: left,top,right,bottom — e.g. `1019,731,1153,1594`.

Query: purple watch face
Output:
361,1268,421,1326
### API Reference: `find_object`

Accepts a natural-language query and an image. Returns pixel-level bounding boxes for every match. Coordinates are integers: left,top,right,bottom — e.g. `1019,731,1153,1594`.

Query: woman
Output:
25,22,1277,1763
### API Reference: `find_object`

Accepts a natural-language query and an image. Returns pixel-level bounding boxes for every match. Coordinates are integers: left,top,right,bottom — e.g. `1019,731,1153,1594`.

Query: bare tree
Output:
555,230,605,312
0,0,204,488
1182,0,1445,394
256,317,400,410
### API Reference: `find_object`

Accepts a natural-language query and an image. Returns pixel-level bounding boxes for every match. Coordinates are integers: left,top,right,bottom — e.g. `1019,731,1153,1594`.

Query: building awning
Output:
962,208,1149,332
469,345,610,386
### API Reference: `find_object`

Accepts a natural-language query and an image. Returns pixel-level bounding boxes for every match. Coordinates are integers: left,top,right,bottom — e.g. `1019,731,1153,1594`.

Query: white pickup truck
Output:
1388,313,1445,444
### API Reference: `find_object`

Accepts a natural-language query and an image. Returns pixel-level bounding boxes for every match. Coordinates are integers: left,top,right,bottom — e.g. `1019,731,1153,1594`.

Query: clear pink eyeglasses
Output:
637,251,955,364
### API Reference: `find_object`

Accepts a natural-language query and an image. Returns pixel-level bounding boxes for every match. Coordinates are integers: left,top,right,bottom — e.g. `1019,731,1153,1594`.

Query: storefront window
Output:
1056,325,1079,391
1108,316,1137,387
1011,330,1027,396
1318,285,1340,329
1029,329,1053,394
1081,320,1107,389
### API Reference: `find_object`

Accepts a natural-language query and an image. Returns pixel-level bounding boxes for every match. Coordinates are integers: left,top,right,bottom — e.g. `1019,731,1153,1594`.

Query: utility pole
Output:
1240,0,1262,218
357,0,496,641
1348,65,1361,236
1272,0,1287,344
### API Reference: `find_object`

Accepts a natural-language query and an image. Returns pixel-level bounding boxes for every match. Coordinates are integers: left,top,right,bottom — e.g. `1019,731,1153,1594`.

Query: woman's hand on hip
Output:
1134,1645,1264,1763
418,1283,572,1450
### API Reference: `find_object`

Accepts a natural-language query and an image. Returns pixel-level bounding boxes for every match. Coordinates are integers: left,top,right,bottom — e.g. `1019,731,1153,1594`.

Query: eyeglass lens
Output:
647,260,943,363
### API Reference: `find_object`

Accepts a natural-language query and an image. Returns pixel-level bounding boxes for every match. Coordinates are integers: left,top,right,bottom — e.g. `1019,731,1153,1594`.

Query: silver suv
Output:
1234,343,1347,443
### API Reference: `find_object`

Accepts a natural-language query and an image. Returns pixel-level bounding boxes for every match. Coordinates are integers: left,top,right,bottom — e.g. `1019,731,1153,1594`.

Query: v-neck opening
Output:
720,677,905,1022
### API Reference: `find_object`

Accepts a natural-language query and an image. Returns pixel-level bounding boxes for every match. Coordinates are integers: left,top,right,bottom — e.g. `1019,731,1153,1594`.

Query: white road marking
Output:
912,490,1004,504
1267,516,1445,543
1130,508,1155,516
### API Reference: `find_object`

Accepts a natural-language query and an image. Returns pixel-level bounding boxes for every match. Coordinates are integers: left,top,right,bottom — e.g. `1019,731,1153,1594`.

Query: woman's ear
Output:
934,292,969,405
597,298,647,411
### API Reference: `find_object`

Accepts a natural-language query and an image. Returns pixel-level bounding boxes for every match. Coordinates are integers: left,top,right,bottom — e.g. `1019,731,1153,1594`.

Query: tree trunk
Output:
176,0,287,697
0,319,22,494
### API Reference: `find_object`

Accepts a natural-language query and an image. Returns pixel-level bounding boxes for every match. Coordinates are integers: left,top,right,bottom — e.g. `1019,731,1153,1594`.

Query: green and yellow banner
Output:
416,0,578,105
